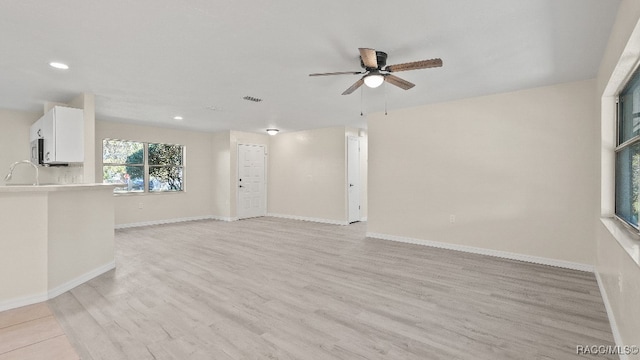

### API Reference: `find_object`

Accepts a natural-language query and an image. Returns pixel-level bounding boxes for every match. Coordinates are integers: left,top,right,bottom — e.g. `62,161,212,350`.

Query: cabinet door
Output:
40,109,55,163
29,118,43,141
52,107,84,163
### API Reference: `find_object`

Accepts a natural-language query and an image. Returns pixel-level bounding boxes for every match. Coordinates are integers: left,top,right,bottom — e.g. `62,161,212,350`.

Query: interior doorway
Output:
237,144,267,219
347,136,360,223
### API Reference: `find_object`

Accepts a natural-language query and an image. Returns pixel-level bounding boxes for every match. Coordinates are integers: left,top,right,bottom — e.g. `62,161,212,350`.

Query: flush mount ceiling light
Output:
49,62,69,70
173,116,183,120
363,72,384,88
266,128,279,136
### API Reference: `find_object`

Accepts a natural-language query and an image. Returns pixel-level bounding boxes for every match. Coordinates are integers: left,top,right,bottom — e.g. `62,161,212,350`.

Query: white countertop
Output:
0,183,122,193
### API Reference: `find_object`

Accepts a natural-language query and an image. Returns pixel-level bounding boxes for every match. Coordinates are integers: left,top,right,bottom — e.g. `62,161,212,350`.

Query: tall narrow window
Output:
102,139,144,193
615,67,640,228
148,143,184,192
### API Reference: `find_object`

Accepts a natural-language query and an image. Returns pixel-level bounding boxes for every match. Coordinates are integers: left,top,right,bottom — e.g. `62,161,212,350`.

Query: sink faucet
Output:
4,160,39,185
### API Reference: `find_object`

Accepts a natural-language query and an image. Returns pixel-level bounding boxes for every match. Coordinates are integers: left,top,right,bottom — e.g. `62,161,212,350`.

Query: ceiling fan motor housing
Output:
360,51,387,70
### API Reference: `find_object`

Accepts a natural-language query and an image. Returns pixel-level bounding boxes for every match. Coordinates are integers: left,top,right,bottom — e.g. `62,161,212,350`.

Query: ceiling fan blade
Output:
359,48,378,68
384,58,443,72
385,74,415,90
342,78,365,95
309,71,363,77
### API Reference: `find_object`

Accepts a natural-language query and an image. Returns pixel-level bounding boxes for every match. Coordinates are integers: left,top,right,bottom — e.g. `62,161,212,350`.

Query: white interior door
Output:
238,144,266,219
347,137,360,223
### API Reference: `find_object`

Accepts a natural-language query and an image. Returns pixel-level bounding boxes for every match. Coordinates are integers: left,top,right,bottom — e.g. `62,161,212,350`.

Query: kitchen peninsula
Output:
0,183,117,311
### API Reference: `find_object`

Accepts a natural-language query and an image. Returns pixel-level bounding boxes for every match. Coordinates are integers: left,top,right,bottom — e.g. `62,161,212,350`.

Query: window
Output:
148,143,184,192
102,139,184,193
615,67,640,228
103,139,144,192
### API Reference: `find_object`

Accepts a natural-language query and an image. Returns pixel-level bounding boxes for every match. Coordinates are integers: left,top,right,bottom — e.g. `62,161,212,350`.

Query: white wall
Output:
0,192,48,307
0,109,38,183
596,0,640,352
68,93,96,183
268,127,350,223
95,121,214,226
211,131,231,219
359,132,368,220
368,79,598,265
47,188,115,290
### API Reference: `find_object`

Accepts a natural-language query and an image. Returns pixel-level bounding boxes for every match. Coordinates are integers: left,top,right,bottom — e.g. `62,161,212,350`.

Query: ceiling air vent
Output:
243,96,263,102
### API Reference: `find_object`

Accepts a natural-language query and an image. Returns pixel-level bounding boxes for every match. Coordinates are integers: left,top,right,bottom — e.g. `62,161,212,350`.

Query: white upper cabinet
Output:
30,106,84,164
29,117,43,141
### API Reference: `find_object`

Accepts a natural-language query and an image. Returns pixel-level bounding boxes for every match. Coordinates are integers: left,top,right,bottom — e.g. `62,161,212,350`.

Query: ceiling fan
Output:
309,48,443,95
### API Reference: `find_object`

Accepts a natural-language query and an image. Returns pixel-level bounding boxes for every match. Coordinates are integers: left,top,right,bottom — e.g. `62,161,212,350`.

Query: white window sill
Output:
113,190,185,197
601,217,640,267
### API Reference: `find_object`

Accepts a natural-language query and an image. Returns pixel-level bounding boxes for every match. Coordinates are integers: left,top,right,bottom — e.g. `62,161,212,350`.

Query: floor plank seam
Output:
0,333,66,356
0,314,52,331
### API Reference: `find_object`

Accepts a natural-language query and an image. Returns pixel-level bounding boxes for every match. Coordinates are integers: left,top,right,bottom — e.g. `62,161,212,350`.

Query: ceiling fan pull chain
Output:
360,86,364,116
384,81,388,116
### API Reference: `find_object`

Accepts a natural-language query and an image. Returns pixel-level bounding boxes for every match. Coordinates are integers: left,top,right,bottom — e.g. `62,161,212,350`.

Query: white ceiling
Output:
0,0,620,133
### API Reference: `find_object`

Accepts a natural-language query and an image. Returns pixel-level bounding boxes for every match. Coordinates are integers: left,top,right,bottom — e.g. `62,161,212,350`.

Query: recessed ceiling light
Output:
49,62,69,70
173,116,183,120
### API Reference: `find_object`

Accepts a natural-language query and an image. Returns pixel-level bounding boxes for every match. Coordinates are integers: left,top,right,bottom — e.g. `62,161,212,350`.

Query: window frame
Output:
147,142,185,193
102,139,145,193
614,65,640,232
102,139,185,194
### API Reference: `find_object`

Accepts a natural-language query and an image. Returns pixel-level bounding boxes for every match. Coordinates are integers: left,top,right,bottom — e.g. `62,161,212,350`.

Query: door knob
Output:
349,184,355,187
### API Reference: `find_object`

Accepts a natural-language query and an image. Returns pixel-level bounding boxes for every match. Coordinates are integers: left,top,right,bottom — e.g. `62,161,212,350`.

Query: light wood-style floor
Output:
0,302,78,360
45,217,615,359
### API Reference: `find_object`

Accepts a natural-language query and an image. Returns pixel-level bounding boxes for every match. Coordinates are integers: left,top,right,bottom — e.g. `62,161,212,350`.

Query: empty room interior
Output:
1,1,640,359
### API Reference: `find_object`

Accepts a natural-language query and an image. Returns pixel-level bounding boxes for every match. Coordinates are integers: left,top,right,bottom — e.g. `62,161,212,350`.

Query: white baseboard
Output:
115,215,235,229
594,271,628,360
0,260,116,312
211,216,238,222
268,213,348,226
366,232,594,272
48,260,116,299
0,292,48,313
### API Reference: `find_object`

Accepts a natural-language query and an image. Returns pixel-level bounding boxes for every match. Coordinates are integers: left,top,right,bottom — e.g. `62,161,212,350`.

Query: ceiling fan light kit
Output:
309,48,442,95
364,73,384,88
